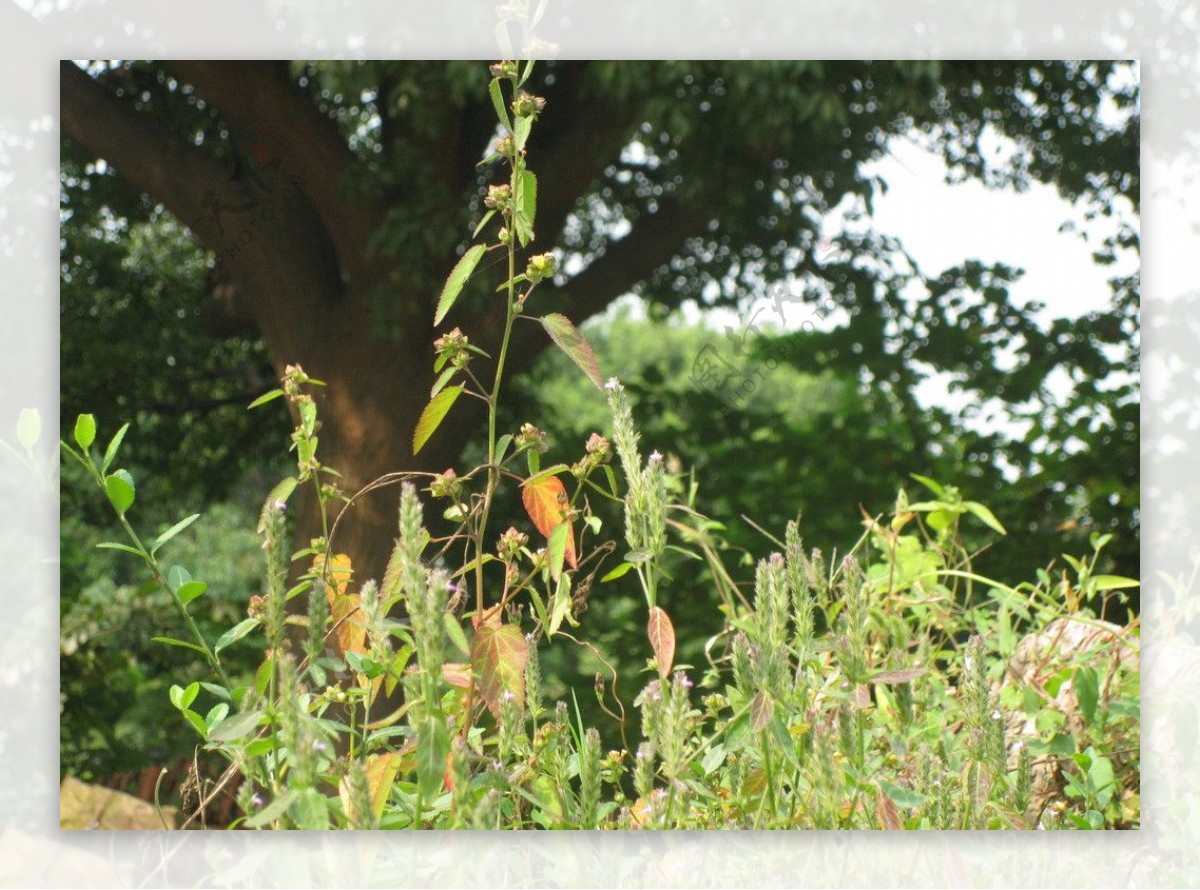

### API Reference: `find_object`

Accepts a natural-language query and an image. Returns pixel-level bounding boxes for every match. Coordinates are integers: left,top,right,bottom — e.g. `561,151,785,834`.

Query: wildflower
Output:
525,252,557,282
511,91,547,119
429,467,461,500
515,422,548,453
648,450,663,464
484,183,512,211
604,377,622,392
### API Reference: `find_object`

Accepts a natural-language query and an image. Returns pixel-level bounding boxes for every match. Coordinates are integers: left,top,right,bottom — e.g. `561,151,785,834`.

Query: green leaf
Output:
879,780,927,809
200,682,231,702
100,422,130,474
473,209,497,239
244,790,297,829
434,243,486,326
514,114,533,153
1092,574,1140,590
963,501,1007,535
17,408,41,451
601,562,634,583
152,636,210,657
104,470,136,515
540,313,604,390
96,541,144,557
1074,666,1099,726
488,78,511,133
182,709,208,739
494,433,513,464
430,365,457,399
412,385,463,455
170,681,199,710
417,715,451,800
215,618,261,653
167,565,192,593
547,521,569,582
208,709,264,743
549,572,572,637
268,476,298,506
700,743,727,777
909,473,945,497
247,389,285,409
151,513,201,555
443,611,471,658
175,580,208,606
512,169,538,246
73,414,96,451
205,703,229,730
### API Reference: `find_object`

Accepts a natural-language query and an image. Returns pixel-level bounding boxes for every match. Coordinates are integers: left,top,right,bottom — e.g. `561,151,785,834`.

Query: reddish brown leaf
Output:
521,473,577,570
876,785,903,830
540,313,604,390
869,668,926,685
750,690,774,732
647,606,675,678
471,623,529,717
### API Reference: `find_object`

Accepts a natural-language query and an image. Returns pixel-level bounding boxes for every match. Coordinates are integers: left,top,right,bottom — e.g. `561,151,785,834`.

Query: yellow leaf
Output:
313,553,367,658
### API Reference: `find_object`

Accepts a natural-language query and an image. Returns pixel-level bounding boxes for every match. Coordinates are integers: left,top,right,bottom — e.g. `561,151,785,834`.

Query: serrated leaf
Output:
417,715,451,800
963,501,1007,535
430,366,457,399
413,385,464,455
73,414,96,450
520,169,537,233
647,606,675,678
473,209,497,239
104,470,135,515
471,623,529,717
540,313,604,390
151,513,201,555
547,521,570,582
289,787,329,830
444,612,471,657
315,554,367,658
175,580,208,606
215,618,260,653
247,389,285,409
514,114,533,152
750,690,774,731
17,408,40,451
341,751,408,825
495,433,513,464
488,78,511,132
100,422,129,473
875,785,902,830
207,708,263,743
435,243,486,326
521,473,576,570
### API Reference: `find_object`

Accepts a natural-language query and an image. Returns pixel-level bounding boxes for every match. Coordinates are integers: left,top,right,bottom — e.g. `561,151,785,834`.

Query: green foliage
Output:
61,60,1138,831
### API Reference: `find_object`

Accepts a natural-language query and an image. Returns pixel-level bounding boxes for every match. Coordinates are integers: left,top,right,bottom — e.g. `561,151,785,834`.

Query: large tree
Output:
60,60,1139,584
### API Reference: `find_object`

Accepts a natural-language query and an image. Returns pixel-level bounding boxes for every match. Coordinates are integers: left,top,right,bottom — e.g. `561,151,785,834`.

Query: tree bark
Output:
60,60,709,587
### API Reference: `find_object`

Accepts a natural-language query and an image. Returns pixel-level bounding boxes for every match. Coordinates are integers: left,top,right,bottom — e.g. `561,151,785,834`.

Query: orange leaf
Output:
876,785,903,830
647,606,675,678
521,473,577,570
313,553,367,658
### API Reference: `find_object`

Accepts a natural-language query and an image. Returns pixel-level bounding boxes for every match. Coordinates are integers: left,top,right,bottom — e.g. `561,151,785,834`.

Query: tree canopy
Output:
60,60,1139,585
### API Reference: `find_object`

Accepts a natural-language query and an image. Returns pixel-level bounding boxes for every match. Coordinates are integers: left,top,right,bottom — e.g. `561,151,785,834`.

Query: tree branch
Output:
168,61,387,288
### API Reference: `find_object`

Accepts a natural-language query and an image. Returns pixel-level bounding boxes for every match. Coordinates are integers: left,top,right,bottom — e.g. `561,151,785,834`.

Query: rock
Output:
59,776,177,830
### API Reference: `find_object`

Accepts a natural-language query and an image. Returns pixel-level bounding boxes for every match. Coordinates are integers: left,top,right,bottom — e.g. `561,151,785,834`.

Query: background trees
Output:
61,60,1139,583
60,60,1139,781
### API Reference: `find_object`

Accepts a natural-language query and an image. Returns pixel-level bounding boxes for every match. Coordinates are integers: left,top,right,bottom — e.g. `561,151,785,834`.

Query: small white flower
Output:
991,710,1002,720
272,499,288,511
649,450,663,463
604,377,622,392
